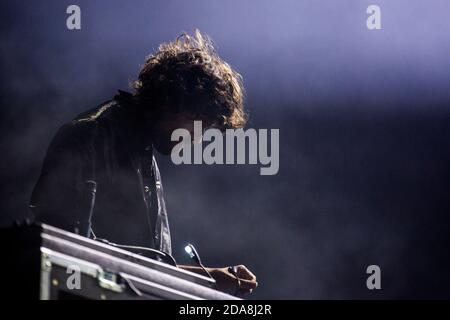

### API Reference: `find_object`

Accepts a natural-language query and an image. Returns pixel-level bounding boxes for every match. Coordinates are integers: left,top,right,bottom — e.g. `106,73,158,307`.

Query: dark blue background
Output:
1,1,449,298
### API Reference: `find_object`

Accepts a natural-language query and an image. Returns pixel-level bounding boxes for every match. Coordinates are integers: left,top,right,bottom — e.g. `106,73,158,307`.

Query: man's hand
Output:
178,264,258,297
208,265,258,297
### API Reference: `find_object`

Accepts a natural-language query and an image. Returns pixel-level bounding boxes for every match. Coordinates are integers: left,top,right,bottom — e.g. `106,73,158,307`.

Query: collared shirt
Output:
29,91,172,255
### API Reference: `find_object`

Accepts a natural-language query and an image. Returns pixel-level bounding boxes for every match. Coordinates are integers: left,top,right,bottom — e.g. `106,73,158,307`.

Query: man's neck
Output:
114,90,154,152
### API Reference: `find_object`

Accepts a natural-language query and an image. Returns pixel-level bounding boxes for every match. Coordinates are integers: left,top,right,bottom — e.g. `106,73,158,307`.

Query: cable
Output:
93,237,177,266
120,274,143,297
227,266,242,296
184,243,216,283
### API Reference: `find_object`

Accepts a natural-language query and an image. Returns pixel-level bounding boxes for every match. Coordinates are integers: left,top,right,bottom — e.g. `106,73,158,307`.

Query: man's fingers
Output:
235,265,257,281
225,265,258,295
238,278,258,290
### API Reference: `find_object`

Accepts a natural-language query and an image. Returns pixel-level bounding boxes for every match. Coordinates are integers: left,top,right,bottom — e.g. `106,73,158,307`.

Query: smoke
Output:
1,0,450,298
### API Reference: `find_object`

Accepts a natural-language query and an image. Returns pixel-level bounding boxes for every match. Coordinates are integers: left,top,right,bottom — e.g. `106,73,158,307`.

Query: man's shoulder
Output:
51,116,105,153
73,99,116,123
50,92,134,152
56,100,117,140
56,118,99,143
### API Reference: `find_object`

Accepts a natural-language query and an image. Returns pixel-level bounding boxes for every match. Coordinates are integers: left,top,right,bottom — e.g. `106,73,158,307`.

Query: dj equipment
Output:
0,223,238,300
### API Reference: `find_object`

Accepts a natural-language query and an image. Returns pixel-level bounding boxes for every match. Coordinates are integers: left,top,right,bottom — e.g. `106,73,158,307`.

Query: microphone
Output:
184,243,215,281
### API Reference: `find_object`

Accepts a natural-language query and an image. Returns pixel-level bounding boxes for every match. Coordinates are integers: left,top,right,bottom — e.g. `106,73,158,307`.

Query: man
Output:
29,30,257,296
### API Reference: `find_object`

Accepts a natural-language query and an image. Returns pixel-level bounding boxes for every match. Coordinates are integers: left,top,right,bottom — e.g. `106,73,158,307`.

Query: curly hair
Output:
132,30,246,130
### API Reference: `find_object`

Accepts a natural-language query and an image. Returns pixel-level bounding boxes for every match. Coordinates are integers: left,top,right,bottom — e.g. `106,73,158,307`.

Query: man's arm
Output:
178,264,258,296
30,122,96,235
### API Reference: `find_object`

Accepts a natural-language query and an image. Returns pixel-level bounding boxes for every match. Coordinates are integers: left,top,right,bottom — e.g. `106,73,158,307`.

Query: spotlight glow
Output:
184,245,194,258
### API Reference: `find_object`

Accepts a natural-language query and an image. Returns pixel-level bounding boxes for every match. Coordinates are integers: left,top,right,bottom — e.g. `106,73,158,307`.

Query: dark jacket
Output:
29,91,172,254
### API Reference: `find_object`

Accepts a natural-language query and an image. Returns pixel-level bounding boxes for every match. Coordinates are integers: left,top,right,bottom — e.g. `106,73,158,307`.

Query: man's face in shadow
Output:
150,111,207,155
